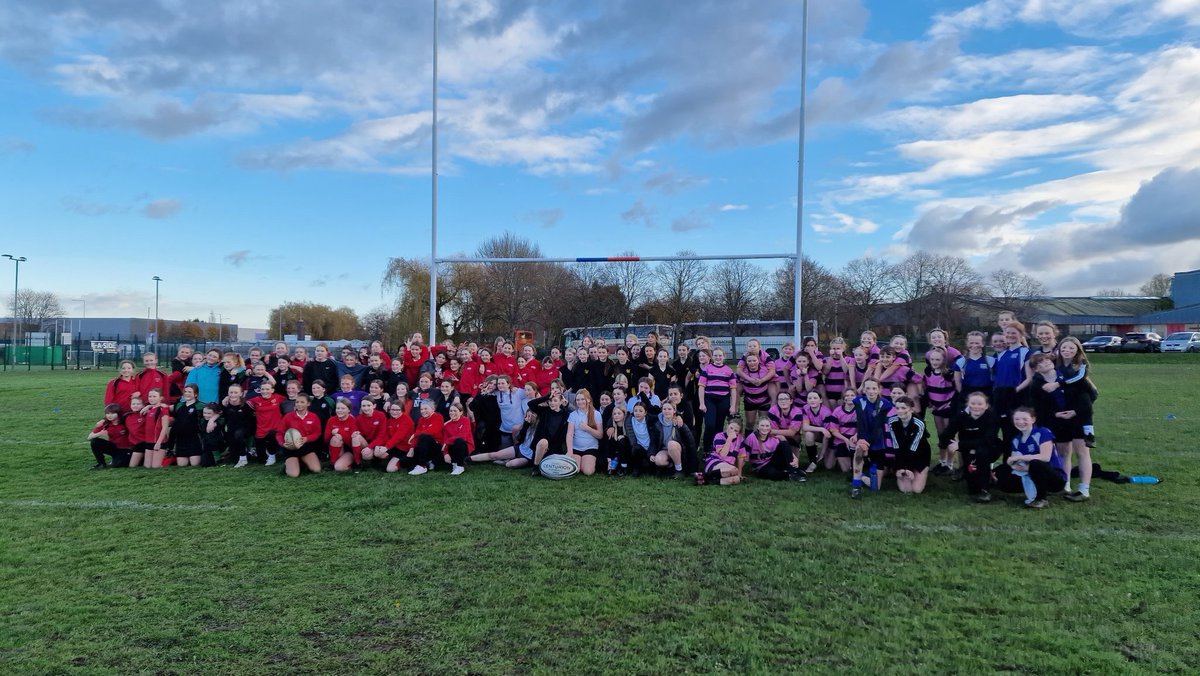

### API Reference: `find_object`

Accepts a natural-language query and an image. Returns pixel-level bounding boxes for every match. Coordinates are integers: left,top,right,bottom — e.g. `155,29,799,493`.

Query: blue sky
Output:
1,0,1199,329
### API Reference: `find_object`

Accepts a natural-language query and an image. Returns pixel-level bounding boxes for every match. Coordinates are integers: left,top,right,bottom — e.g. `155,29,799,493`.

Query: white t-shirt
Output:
568,408,602,451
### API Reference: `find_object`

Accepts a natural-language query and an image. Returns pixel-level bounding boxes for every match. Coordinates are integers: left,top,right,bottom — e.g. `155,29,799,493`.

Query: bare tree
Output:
839,257,896,332
1140,273,1173,298
705,260,768,355
359,306,393,341
989,269,1049,301
1095,288,1131,297
602,251,652,330
766,257,845,337
927,255,985,330
470,232,551,336
10,289,65,332
653,251,707,340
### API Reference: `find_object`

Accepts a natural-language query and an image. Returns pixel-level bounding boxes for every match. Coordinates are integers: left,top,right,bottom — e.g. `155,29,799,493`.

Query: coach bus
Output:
560,324,674,350
678,320,798,358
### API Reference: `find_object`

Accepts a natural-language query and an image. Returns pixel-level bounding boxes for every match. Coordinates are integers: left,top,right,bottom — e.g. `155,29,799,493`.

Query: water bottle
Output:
608,456,618,473
869,463,879,491
1129,475,1160,485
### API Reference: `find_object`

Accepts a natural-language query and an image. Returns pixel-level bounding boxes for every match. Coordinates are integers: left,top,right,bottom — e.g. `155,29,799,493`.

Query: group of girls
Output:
91,314,1100,504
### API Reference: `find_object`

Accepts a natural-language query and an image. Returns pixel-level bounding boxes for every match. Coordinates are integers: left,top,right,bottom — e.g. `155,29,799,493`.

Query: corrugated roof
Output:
1028,297,1162,317
1135,303,1200,323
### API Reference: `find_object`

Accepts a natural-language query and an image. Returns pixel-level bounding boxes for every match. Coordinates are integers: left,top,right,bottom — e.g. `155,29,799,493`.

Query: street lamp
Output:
152,276,162,344
3,254,26,367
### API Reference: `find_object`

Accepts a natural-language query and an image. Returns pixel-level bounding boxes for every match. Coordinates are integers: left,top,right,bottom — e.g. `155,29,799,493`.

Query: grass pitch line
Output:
845,521,1198,540
1,499,236,512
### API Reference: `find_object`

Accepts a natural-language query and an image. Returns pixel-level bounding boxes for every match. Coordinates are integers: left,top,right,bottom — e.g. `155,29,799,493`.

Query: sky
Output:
1,0,1199,329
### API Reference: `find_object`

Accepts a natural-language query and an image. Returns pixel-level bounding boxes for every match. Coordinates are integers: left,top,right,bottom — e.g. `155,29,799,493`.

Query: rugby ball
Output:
283,428,304,450
539,454,579,480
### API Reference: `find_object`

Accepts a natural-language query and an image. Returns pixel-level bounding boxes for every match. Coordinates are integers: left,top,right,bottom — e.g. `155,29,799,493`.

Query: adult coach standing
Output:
302,343,339,396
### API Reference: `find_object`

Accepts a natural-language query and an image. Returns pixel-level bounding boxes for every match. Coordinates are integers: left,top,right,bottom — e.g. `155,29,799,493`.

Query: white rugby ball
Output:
539,454,579,480
283,427,304,450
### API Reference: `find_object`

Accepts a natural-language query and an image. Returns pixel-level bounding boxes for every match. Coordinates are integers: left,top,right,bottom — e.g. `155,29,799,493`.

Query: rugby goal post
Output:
425,0,810,345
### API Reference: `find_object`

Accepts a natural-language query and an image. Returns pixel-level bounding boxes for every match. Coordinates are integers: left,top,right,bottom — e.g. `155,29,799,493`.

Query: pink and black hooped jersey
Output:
926,345,962,364
699,363,735,398
703,432,745,473
825,404,858,443
738,362,772,406
923,368,957,413
771,355,794,385
709,431,744,455
851,360,872,387
823,357,852,396
879,364,917,390
801,404,832,430
767,404,804,434
742,433,783,470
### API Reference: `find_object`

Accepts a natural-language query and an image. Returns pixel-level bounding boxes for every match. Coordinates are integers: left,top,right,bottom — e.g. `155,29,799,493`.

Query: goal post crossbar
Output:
433,253,792,264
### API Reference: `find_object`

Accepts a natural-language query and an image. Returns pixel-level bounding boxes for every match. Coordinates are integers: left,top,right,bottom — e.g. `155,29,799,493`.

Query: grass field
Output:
1,354,1197,674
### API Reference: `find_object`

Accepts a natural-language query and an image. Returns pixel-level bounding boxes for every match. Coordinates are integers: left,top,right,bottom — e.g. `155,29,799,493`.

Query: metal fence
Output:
0,335,252,371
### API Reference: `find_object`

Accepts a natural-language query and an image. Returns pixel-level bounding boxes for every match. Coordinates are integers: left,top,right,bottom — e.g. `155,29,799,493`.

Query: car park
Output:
1120,332,1162,352
1081,335,1124,353
1161,332,1200,352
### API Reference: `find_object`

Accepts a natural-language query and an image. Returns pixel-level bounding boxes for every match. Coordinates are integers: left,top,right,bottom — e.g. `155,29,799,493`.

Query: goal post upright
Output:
429,0,440,345
424,0,811,344
793,0,809,343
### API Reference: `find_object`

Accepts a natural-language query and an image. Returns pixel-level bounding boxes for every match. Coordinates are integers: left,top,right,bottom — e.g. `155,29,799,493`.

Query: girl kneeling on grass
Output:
993,407,1065,509
851,379,896,499
87,404,132,469
141,389,172,469
383,401,416,474
355,398,388,469
407,400,447,476
938,392,1000,503
888,396,931,495
695,419,746,485
439,402,472,476
172,384,204,468
327,399,364,472
825,389,859,474
744,417,804,481
278,394,324,478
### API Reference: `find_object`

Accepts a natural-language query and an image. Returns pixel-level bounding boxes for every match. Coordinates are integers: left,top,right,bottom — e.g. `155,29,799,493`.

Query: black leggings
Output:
414,434,468,468
755,443,795,481
994,461,1064,500
959,443,995,495
702,394,731,454
90,439,130,467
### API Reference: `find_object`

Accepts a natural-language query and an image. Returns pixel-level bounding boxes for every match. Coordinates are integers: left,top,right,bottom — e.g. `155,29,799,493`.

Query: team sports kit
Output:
90,313,1109,506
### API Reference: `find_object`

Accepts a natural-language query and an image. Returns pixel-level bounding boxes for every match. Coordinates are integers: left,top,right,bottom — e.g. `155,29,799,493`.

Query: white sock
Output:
1079,482,1090,495
674,463,682,471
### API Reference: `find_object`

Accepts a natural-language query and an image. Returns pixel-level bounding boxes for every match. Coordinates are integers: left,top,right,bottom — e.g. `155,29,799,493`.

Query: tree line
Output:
4,237,1177,344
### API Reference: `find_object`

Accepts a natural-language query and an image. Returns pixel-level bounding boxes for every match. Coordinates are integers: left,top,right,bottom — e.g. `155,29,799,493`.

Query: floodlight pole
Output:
3,254,26,367
152,276,162,346
793,0,809,342
429,0,439,345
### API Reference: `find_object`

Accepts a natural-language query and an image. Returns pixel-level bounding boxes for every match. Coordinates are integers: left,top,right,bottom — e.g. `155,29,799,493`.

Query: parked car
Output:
1161,332,1200,353
1082,335,1124,353
1119,332,1162,352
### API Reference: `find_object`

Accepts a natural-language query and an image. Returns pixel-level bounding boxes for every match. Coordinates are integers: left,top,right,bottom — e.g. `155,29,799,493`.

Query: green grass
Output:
1,358,1198,674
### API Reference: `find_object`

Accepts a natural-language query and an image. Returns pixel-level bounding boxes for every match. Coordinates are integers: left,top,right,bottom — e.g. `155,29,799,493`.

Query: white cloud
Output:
811,211,880,235
871,94,1104,138
718,204,749,211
